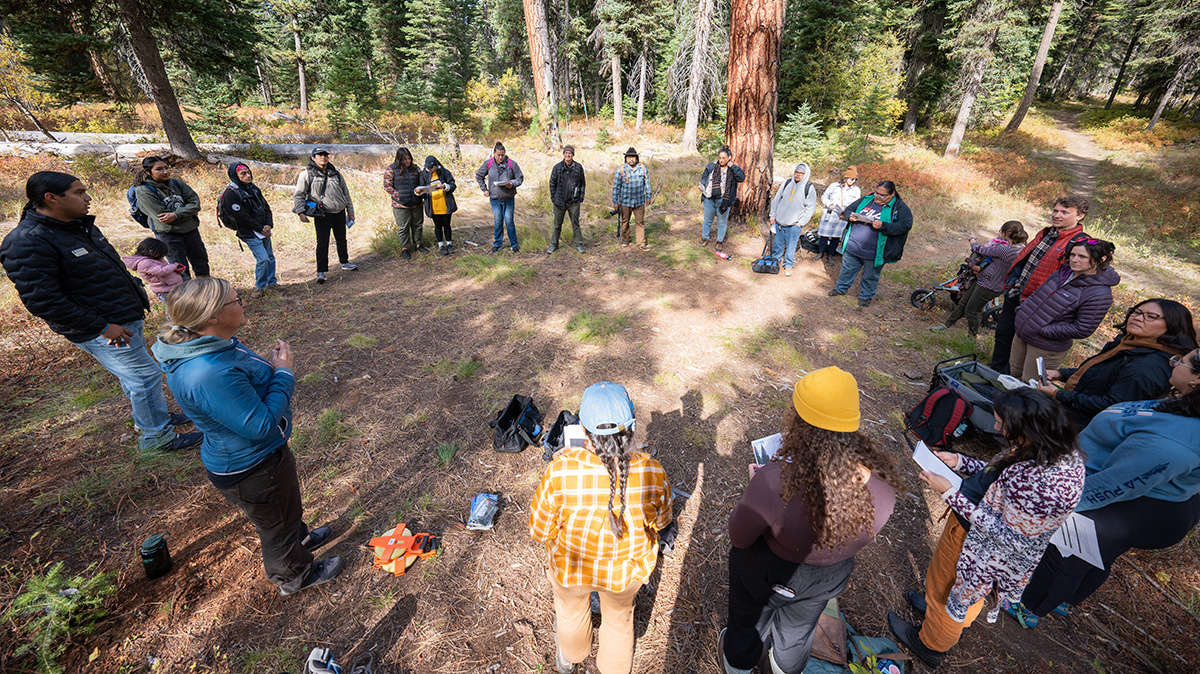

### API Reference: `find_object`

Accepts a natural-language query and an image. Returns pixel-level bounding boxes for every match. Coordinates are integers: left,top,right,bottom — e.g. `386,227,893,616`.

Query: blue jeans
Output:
75,320,174,449
772,225,803,269
834,253,884,300
490,198,517,250
244,236,277,290
701,197,729,242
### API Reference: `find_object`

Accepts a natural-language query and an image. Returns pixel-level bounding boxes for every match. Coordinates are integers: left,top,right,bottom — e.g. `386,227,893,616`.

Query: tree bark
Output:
726,0,784,223
291,16,308,114
611,53,623,127
1106,21,1143,110
945,26,1000,157
1005,0,1064,133
681,0,716,151
1049,2,1097,100
901,0,947,134
523,0,560,143
1060,26,1103,99
635,44,647,132
113,0,201,159
1147,57,1196,131
256,62,274,106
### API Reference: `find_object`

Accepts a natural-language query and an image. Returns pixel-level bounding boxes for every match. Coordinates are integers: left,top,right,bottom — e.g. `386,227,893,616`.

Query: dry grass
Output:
1078,107,1200,153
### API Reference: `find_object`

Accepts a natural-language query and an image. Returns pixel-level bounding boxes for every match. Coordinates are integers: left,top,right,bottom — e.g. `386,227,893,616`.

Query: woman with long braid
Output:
529,382,674,674
719,367,900,674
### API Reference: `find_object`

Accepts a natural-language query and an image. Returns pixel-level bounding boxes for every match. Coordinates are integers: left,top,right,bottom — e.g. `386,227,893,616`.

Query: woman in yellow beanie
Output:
718,367,900,674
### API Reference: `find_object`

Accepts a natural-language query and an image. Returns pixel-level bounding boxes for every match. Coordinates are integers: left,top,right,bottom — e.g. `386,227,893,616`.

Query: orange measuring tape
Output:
368,523,441,576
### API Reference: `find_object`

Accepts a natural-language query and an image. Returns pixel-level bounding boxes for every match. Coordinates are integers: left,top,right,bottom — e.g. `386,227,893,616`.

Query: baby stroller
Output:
909,260,1002,331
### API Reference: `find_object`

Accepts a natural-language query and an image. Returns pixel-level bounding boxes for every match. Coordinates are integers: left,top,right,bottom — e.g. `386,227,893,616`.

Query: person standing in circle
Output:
547,145,586,255
828,180,913,308
815,167,860,264
419,155,458,256
611,147,652,251
134,156,209,278
383,147,426,261
218,163,277,299
293,148,357,283
698,147,745,252
476,142,524,253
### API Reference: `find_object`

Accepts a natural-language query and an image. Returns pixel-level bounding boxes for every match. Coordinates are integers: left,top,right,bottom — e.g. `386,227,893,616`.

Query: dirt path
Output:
1043,110,1103,196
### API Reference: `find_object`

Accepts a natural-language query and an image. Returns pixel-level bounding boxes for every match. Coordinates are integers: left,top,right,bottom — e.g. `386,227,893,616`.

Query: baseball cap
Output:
579,382,636,436
311,147,330,157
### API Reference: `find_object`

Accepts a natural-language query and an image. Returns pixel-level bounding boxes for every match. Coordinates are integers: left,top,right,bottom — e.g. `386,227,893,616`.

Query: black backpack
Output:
542,410,580,460
904,386,974,448
490,395,543,453
127,184,156,229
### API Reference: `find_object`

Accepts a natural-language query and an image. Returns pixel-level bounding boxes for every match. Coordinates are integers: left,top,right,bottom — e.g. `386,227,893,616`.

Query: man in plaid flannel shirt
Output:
610,148,653,251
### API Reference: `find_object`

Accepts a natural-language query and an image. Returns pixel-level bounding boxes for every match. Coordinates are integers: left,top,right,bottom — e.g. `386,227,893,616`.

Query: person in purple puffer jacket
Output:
1011,238,1119,381
932,220,1028,337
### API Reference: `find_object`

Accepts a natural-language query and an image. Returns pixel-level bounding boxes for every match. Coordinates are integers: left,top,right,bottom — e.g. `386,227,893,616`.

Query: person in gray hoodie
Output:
135,156,209,278
475,142,524,253
293,148,357,283
768,163,817,276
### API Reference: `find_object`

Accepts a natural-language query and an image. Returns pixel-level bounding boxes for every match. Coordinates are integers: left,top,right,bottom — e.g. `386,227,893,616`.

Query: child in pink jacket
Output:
123,238,186,302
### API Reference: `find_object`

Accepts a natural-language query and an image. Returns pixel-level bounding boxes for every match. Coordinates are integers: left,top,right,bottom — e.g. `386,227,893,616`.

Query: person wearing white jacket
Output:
816,167,860,263
768,163,817,277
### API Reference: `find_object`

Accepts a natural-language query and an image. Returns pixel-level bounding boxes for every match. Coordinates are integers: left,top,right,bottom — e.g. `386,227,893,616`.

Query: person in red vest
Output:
989,195,1090,374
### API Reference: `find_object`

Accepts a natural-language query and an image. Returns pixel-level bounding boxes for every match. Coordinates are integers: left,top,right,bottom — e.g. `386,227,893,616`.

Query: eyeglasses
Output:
1170,355,1182,367
1130,309,1163,322
874,191,890,198
224,296,243,308
1171,355,1200,369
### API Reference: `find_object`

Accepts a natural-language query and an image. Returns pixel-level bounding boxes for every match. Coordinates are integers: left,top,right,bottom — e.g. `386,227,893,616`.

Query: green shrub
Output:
4,562,117,674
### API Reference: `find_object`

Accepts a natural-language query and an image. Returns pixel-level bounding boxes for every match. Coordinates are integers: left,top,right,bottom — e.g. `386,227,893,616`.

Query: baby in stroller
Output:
931,220,1028,337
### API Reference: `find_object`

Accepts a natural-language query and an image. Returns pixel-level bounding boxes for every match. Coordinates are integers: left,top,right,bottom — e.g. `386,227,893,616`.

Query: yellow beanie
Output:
792,366,860,432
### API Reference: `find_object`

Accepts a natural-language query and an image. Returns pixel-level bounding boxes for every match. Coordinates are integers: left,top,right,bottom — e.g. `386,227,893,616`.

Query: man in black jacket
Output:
547,145,586,254
218,163,277,298
0,171,201,452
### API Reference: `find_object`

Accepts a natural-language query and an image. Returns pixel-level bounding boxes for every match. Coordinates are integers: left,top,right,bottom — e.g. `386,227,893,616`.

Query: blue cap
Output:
579,382,635,436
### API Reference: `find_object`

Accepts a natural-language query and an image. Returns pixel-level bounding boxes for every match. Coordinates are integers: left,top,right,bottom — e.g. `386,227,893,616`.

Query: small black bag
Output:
542,410,580,460
799,228,821,254
751,234,780,274
490,394,544,453
904,386,974,448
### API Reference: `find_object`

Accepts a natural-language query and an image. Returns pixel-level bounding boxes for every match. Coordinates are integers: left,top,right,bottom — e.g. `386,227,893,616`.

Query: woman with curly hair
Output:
887,388,1085,668
719,367,900,674
529,382,674,674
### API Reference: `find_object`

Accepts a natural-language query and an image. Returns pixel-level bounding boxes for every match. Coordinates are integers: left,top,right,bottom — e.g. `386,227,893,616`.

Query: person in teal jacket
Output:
1009,347,1200,626
152,277,341,596
828,180,913,307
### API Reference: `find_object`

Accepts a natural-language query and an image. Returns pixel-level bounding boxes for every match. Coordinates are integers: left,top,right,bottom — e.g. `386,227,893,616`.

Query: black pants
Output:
817,236,839,257
314,210,349,272
725,539,855,674
989,293,1021,374
156,228,210,278
1021,493,1200,617
431,213,453,243
214,447,314,593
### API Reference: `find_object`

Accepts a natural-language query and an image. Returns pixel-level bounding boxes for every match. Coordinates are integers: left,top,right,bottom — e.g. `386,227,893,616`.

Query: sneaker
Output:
1002,599,1039,628
858,298,872,307
316,272,326,284
621,241,630,247
301,525,333,551
930,324,949,332
1052,602,1070,617
280,556,343,596
446,243,455,254
784,268,792,277
700,238,710,247
828,289,844,296
491,246,501,254
886,612,944,669
440,246,450,256
553,628,576,674
169,412,192,428
905,590,927,616
159,431,202,452
341,262,358,271
575,245,585,254
511,247,520,254
401,250,412,261
640,245,651,251
546,245,558,255
250,288,265,299
416,246,431,254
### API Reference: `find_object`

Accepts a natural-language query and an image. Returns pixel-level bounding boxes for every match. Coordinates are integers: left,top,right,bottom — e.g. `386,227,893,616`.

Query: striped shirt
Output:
529,447,673,592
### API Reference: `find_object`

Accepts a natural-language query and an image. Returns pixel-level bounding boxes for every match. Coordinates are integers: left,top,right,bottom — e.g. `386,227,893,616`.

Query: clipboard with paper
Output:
1050,512,1104,569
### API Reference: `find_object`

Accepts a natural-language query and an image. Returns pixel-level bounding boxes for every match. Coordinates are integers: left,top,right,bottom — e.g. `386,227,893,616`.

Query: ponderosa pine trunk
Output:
611,53,622,127
523,0,560,144
1148,57,1196,131
1006,0,1064,133
113,0,201,159
681,0,716,151
945,26,1000,157
1106,22,1143,109
726,0,784,223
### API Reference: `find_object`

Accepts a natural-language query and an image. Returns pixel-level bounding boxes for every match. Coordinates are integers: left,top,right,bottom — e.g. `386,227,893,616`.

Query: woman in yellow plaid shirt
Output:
529,382,674,674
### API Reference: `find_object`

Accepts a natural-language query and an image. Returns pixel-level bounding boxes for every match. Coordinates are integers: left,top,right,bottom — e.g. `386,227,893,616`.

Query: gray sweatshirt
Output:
293,165,355,217
768,163,816,228
475,157,524,200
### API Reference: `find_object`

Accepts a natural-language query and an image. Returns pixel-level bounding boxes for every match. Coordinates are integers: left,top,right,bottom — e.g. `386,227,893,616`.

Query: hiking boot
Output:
341,262,358,271
640,244,651,252
302,525,333,551
858,298,872,307
416,246,431,254
784,268,792,277
401,250,412,261
887,612,944,669
700,237,710,247
511,247,520,254
160,432,202,452
280,556,343,596
316,272,326,284
169,412,192,428
715,240,724,252
250,288,265,299
575,244,585,254
491,246,501,254
1003,600,1040,628
930,324,949,332
267,284,283,294
906,590,927,616
828,289,844,296
553,631,576,674
546,245,558,255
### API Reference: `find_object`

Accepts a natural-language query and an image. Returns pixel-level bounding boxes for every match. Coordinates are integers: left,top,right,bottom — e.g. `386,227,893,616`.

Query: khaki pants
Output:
548,569,642,674
1008,337,1067,382
619,205,646,247
918,517,984,653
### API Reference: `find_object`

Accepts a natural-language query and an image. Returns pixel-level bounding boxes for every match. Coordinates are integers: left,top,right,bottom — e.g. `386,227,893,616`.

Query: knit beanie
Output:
792,366,860,432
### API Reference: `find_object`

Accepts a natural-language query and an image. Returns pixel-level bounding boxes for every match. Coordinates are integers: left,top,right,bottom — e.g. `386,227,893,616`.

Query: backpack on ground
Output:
799,228,821,254
752,234,780,274
806,599,910,674
542,410,580,460
490,394,543,453
904,385,974,448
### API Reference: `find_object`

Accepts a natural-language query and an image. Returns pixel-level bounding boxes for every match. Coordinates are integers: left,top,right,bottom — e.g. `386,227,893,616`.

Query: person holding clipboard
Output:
888,388,1084,668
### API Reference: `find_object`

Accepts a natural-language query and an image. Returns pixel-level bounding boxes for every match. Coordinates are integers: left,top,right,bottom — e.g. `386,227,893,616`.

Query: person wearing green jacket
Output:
134,156,209,278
